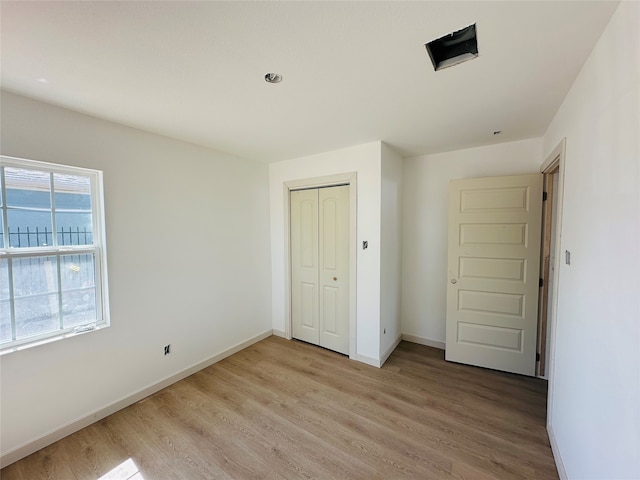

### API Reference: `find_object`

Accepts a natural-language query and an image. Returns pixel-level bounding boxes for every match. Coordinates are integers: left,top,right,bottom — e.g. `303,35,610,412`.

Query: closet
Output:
290,185,349,354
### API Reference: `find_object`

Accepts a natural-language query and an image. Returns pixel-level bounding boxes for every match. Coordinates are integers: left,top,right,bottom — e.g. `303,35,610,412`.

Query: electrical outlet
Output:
164,344,171,355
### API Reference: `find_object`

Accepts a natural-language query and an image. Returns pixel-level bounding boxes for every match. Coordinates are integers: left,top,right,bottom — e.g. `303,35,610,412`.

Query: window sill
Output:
0,323,109,356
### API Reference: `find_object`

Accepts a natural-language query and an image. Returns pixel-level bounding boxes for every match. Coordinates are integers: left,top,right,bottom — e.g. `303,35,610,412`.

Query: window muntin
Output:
0,156,109,352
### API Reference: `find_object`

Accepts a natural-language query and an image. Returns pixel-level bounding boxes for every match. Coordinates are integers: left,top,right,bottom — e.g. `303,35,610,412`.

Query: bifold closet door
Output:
290,189,320,346
291,186,349,355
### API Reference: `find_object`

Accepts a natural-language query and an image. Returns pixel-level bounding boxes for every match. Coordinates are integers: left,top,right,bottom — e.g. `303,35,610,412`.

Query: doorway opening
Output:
536,138,566,378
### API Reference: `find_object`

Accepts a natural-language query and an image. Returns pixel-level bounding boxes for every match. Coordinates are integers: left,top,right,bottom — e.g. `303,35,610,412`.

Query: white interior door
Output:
291,186,349,355
318,186,349,354
291,189,319,345
446,174,543,376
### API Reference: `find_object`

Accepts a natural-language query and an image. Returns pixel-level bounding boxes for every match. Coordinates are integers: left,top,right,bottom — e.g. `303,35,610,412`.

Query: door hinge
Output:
542,191,548,201
536,352,541,361
539,278,543,287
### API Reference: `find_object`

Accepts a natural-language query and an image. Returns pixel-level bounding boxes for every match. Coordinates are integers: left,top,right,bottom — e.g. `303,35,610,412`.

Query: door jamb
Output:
536,166,559,376
283,173,357,360
538,138,566,425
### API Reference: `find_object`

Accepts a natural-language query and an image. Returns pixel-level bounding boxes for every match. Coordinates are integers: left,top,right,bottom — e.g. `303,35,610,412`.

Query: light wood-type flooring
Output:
1,337,559,479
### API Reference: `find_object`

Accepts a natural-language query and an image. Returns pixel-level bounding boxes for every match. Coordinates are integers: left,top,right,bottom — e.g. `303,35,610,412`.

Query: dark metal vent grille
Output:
425,24,478,71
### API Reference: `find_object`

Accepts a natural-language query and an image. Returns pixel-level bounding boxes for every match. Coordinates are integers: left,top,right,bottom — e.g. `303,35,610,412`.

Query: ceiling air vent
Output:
425,24,478,71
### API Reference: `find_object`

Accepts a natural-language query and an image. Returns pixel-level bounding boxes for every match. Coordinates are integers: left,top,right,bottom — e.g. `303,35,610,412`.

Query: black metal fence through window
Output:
0,226,94,247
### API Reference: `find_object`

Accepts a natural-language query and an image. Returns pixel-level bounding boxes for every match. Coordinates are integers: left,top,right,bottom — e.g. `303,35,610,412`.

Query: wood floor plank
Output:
1,337,558,479
54,423,125,480
260,341,550,453
235,342,549,479
197,364,382,478
6,443,79,480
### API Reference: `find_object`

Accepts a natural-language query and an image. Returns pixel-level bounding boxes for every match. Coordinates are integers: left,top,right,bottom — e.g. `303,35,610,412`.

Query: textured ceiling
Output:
0,1,619,162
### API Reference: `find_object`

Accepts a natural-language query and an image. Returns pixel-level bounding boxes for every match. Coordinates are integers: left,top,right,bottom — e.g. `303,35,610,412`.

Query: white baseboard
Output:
0,329,273,468
547,423,567,480
401,333,445,350
271,329,286,338
380,335,402,367
354,353,381,368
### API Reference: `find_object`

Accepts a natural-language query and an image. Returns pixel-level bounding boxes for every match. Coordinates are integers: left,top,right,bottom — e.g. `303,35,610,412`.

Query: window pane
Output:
6,210,53,247
53,173,91,208
0,300,10,344
60,254,97,328
5,167,51,208
1,170,3,248
0,259,11,344
12,256,59,339
54,173,93,246
56,214,93,246
5,167,53,248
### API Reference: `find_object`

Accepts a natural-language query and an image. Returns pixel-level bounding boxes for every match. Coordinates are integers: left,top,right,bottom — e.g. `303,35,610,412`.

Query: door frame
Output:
538,138,566,433
536,164,560,377
283,173,357,359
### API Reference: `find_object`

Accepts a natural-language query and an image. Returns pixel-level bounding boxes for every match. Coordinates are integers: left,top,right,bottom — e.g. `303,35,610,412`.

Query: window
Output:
0,156,109,352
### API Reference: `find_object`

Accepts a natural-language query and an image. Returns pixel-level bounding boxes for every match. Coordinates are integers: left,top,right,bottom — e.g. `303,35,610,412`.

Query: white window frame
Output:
0,155,110,353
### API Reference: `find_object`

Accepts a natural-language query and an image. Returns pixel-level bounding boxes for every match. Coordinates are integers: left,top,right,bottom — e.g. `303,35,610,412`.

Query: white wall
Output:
543,2,640,478
380,143,403,359
0,92,272,461
269,142,382,362
401,138,543,346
